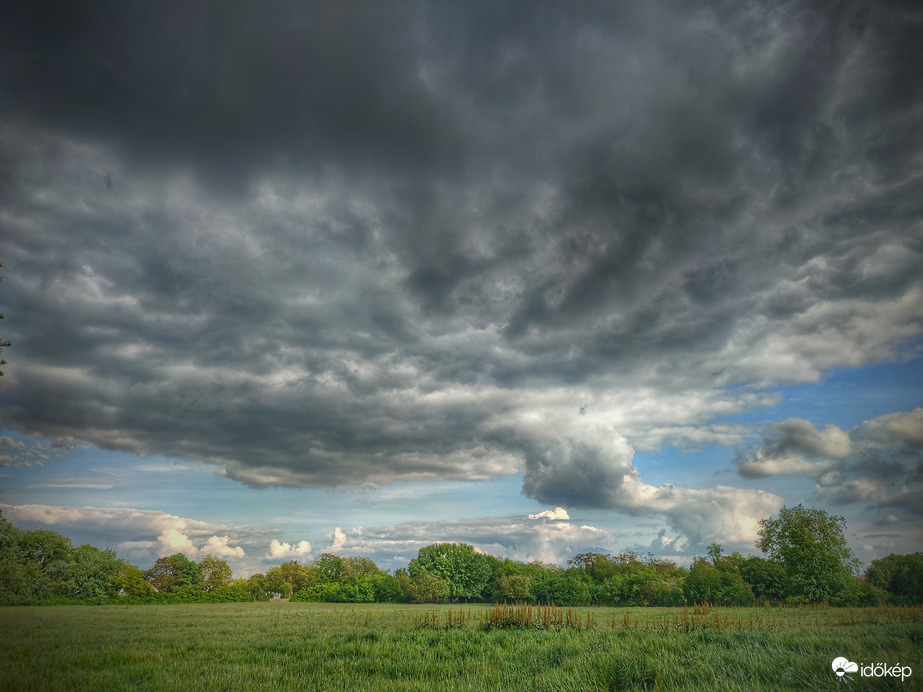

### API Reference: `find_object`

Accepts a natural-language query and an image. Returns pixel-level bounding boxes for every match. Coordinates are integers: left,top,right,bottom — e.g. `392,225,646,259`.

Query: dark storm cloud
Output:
1,0,922,533
0,0,459,196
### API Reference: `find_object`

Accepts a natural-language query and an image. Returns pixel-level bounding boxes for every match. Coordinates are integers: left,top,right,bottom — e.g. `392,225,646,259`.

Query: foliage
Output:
757,504,860,603
54,545,123,600
497,574,533,603
409,543,491,602
739,556,787,603
264,561,319,595
407,569,449,603
865,552,923,605
829,578,889,607
198,554,233,592
682,558,754,606
115,564,154,598
145,556,183,593
171,553,200,587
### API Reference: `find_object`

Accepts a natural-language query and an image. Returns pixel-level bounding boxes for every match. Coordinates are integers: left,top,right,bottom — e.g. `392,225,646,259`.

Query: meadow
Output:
1,602,921,691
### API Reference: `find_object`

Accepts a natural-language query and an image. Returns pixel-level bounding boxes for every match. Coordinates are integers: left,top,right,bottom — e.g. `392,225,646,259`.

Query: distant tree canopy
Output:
1,508,920,607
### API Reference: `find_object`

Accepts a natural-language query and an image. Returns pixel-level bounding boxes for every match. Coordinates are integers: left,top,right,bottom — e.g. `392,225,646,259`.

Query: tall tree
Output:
145,556,182,592
757,504,860,602
170,553,200,587
198,555,232,592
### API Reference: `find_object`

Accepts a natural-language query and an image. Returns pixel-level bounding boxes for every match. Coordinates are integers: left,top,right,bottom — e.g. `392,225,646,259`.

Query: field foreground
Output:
1,602,920,691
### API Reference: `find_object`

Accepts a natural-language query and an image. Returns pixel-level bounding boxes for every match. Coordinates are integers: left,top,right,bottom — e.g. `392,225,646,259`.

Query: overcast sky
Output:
1,0,921,577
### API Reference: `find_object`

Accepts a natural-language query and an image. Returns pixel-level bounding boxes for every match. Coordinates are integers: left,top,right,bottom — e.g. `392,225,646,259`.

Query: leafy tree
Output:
570,553,617,583
638,572,685,606
18,529,72,568
0,511,33,603
407,569,448,603
55,545,122,600
498,574,533,603
409,543,491,602
540,571,592,606
739,556,787,603
830,577,889,606
393,567,413,602
344,556,380,578
289,562,322,591
198,555,232,592
866,553,923,604
370,572,402,603
314,553,351,582
238,573,270,601
682,557,754,605
145,556,182,592
757,504,860,602
170,553,200,587
116,564,154,598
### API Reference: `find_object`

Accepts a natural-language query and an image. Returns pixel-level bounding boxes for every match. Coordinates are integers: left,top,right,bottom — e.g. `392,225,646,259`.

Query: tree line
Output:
1,506,920,607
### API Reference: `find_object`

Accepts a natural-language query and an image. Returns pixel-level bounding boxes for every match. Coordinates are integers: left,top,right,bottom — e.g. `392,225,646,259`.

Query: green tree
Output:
393,567,413,602
170,553,200,587
116,564,154,598
866,553,923,604
540,571,591,606
18,528,72,569
198,555,232,592
409,543,491,602
757,504,860,602
682,557,754,605
739,556,787,603
370,572,402,603
407,569,448,603
145,556,182,592
56,545,122,600
498,574,533,603
0,511,32,603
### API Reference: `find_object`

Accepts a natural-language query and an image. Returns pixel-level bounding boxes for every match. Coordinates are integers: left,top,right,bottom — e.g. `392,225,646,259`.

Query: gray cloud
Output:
737,409,923,522
1,1,921,533
738,418,851,478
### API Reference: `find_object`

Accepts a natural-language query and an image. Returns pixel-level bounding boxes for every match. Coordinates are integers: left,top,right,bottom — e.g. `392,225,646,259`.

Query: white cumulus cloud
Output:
529,507,570,521
268,538,312,559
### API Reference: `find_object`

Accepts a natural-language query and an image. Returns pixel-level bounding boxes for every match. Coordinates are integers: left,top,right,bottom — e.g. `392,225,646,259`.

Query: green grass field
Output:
1,603,920,691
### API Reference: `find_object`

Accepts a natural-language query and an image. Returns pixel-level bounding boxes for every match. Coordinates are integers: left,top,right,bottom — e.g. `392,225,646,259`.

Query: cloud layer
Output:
1,1,921,553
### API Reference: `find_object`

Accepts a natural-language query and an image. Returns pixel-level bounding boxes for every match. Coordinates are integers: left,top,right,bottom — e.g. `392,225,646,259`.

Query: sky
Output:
1,0,921,578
